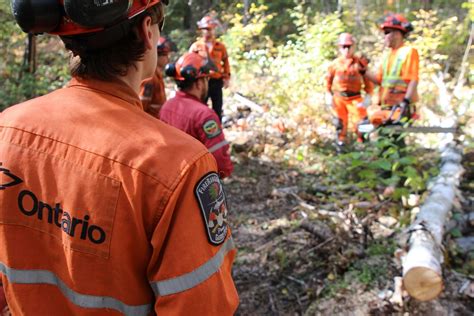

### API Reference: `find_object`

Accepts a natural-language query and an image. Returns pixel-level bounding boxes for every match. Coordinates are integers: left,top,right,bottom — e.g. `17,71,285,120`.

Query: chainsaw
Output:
358,102,459,134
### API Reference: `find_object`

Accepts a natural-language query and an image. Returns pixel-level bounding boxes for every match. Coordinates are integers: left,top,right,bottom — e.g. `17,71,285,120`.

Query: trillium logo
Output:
0,164,23,190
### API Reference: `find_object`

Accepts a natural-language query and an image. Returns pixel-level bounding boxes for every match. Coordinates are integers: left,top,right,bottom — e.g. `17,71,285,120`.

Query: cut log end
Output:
403,267,443,301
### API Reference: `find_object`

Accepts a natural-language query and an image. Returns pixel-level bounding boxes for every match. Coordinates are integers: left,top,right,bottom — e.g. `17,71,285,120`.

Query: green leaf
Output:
450,228,462,238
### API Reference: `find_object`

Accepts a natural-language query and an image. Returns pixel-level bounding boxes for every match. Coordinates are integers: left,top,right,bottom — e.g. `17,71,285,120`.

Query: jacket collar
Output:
68,77,143,110
176,90,206,105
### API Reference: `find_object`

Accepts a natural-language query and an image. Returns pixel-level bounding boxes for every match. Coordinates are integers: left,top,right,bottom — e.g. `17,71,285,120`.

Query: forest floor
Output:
221,100,474,315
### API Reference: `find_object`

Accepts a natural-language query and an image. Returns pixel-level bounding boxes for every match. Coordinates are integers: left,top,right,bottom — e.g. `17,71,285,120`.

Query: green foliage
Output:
366,240,396,256
327,136,438,201
0,5,70,110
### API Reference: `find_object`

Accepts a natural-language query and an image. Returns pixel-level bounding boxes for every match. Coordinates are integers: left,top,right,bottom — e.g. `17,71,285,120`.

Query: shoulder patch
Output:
194,172,229,245
202,119,221,139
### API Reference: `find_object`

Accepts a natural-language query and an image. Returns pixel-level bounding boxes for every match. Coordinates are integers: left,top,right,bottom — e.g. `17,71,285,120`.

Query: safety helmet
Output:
338,33,355,46
380,13,413,34
12,0,168,35
157,36,176,55
165,52,215,81
197,15,219,29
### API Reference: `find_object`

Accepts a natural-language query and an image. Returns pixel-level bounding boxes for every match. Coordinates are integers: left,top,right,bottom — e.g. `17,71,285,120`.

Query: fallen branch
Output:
233,92,265,113
300,219,333,240
401,143,464,301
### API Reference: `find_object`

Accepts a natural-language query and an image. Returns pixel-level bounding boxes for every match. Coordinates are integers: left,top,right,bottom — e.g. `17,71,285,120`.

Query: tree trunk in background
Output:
22,33,36,75
184,0,215,31
355,0,363,28
243,0,250,25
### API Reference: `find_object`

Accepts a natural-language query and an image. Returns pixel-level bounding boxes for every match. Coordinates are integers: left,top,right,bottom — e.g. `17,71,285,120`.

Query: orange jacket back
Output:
0,78,238,315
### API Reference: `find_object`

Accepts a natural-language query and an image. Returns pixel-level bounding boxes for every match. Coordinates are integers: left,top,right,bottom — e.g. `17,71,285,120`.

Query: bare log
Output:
401,143,464,301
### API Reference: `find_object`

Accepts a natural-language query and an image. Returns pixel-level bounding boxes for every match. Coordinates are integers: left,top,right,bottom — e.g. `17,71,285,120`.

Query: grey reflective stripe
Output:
0,262,152,316
382,77,408,87
151,237,235,296
208,140,229,153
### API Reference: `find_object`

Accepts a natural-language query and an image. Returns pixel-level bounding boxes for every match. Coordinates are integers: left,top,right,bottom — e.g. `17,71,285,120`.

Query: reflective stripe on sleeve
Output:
0,262,152,316
151,236,235,296
207,140,229,153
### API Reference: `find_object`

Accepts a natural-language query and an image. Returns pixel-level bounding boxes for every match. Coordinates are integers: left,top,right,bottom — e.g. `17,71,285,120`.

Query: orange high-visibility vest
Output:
378,45,419,106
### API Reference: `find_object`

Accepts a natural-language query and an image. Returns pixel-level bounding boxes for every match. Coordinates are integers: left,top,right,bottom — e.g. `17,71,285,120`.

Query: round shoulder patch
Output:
202,119,221,139
194,172,229,245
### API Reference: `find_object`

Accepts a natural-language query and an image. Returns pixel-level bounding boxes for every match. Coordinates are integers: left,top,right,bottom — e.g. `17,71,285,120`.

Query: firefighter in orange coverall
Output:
190,15,231,121
160,52,234,178
140,36,176,117
363,14,419,127
0,1,239,315
326,33,374,145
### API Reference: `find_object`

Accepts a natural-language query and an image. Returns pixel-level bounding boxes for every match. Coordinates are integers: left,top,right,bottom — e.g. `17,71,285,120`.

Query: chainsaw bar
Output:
381,125,459,134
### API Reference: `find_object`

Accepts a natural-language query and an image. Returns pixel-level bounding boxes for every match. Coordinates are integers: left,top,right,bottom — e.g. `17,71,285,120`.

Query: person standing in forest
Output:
140,36,176,117
190,14,231,121
161,51,234,179
326,33,374,146
1,0,238,314
363,13,419,126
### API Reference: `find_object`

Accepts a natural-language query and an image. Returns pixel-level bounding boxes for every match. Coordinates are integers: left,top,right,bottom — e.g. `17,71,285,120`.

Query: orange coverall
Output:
327,56,374,142
0,77,238,315
368,45,419,125
140,67,167,117
190,40,231,80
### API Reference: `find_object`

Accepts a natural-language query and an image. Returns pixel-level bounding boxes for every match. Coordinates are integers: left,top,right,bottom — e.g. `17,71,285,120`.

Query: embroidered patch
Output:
202,120,221,139
195,173,228,245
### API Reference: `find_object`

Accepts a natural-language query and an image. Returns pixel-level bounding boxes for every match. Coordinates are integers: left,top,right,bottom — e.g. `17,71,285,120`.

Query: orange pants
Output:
333,95,367,142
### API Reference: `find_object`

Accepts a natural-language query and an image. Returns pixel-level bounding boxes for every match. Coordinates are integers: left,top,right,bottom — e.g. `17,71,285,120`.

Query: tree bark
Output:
402,144,464,301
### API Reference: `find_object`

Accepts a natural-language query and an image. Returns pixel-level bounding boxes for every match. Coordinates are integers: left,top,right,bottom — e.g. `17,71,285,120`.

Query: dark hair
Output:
176,78,197,91
62,3,164,81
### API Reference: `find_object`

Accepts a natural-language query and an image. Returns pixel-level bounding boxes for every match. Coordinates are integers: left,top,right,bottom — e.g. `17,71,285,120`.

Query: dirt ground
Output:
225,150,474,315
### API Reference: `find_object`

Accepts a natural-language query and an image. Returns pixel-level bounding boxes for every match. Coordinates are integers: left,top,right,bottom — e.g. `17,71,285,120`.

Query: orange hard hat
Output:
165,52,215,81
338,33,355,46
380,13,413,34
12,0,167,36
157,36,176,55
197,15,219,29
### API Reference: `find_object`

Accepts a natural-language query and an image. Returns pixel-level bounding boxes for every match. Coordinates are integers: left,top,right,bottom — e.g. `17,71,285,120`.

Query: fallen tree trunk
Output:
401,143,464,301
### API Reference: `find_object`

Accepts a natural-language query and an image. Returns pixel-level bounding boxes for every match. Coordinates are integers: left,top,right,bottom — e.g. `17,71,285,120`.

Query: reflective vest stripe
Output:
381,46,410,89
151,237,235,296
0,262,152,316
208,140,229,153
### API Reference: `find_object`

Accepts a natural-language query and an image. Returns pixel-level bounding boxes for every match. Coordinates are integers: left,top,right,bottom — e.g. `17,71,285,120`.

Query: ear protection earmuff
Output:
63,0,132,28
11,0,61,33
164,63,177,78
11,0,135,34
180,65,199,81
389,15,414,33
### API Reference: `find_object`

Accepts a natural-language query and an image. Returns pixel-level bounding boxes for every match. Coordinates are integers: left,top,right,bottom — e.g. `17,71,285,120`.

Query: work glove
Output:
392,98,410,124
325,92,333,107
358,55,370,75
358,95,372,108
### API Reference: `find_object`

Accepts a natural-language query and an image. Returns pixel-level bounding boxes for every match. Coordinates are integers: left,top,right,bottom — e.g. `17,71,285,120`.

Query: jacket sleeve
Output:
147,152,239,314
221,44,231,80
363,75,374,95
195,114,233,178
326,62,335,92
